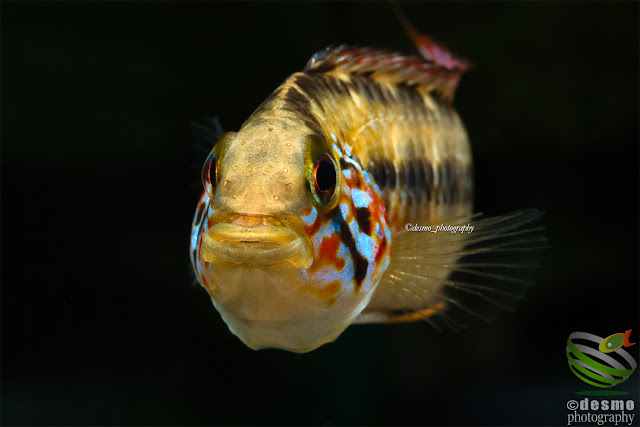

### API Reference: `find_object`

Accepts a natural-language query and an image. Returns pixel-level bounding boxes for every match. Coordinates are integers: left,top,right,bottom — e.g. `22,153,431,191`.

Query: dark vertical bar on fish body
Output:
272,48,474,228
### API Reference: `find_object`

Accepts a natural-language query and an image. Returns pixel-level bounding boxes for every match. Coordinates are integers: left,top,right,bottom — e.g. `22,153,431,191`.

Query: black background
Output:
2,2,638,425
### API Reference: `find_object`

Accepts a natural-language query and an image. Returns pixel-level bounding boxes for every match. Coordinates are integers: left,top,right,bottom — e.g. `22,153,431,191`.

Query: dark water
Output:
2,2,638,425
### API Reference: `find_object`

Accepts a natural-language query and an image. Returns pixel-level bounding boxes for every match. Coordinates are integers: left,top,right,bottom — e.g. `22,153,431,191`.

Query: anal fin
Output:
355,301,446,324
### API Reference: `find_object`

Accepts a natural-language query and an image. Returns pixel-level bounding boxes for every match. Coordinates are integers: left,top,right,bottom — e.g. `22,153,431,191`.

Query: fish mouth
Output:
201,214,312,268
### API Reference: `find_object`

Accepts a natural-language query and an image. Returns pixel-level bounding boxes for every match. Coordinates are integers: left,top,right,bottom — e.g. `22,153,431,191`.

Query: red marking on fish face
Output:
364,184,388,232
375,234,388,265
341,164,362,191
303,214,324,237
307,233,345,274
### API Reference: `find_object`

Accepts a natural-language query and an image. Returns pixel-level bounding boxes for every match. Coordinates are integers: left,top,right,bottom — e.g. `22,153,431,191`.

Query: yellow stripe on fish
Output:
189,26,544,353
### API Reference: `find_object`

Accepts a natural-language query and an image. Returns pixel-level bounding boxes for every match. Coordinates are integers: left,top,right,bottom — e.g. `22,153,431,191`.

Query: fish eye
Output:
310,154,339,206
200,132,233,199
313,155,337,198
305,135,340,208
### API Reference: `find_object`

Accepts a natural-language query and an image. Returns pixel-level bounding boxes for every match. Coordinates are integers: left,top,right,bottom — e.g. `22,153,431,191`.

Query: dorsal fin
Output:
304,44,469,103
390,1,471,73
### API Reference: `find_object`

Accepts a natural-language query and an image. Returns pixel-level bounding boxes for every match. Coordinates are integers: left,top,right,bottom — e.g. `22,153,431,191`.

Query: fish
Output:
189,16,544,353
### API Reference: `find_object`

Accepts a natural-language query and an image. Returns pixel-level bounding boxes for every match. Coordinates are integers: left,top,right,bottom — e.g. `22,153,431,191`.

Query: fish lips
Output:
201,222,313,269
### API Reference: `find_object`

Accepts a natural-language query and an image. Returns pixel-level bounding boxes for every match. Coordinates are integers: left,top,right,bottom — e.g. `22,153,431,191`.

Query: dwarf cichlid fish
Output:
189,18,544,353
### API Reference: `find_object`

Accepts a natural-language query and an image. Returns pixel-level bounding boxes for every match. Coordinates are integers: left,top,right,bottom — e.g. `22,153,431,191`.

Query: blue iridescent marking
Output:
313,220,337,248
190,223,200,253
351,188,373,209
355,232,376,262
336,241,354,284
339,202,350,222
343,156,360,169
331,133,337,143
346,217,373,262
360,169,382,193
331,143,343,157
343,169,352,180
344,143,352,157
374,222,382,237
190,193,210,253
301,206,318,226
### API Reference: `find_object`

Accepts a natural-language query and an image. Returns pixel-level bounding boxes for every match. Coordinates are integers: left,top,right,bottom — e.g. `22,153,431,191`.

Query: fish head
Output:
192,123,391,353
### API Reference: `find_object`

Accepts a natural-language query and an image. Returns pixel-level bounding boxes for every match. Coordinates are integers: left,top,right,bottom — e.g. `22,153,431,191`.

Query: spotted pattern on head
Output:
189,191,209,274
190,191,218,295
301,133,391,295
189,132,391,302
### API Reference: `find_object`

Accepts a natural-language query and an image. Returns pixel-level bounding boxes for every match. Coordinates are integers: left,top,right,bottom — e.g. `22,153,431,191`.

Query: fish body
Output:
190,35,542,352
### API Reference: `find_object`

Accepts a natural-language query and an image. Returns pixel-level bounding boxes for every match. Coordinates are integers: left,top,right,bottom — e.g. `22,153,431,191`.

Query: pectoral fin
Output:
356,210,546,330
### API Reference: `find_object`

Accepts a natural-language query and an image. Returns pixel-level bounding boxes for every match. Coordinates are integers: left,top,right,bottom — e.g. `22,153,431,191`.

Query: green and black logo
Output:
566,330,637,392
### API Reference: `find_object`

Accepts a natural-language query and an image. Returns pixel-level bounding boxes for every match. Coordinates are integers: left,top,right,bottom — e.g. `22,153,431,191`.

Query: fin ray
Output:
304,44,469,103
358,210,546,326
390,1,471,73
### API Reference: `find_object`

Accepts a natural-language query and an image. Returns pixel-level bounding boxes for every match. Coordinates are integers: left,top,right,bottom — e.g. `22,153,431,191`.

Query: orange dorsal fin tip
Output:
390,1,472,72
304,45,467,102
413,33,471,74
